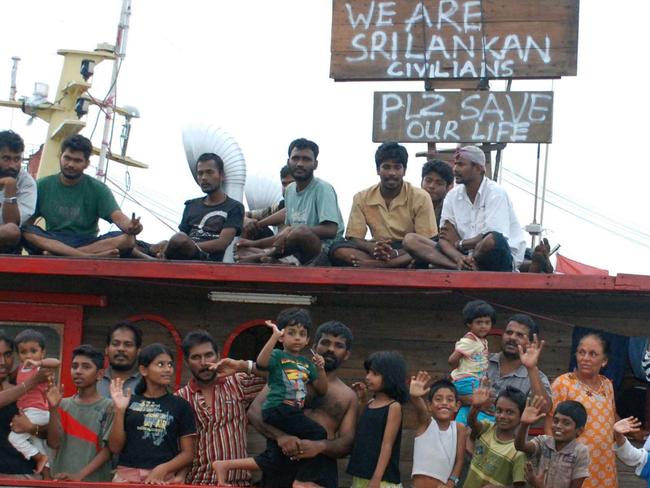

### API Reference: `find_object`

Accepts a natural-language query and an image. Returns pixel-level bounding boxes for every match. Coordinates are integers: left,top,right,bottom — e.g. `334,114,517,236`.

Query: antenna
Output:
9,57,20,101
96,0,132,180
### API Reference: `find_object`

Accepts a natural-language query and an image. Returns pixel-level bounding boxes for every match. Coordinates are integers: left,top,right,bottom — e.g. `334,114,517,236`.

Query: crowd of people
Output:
0,129,554,271
0,305,648,488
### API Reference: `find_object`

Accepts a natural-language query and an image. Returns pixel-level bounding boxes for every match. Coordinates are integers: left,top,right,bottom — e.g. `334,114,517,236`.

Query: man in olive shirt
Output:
330,142,436,267
23,134,142,257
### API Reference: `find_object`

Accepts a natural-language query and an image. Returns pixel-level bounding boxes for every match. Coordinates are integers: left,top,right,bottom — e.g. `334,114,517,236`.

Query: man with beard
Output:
236,138,344,265
162,152,244,261
97,322,142,398
0,131,36,252
248,320,357,488
465,314,551,422
435,145,526,271
22,134,142,257
329,142,436,268
175,330,265,486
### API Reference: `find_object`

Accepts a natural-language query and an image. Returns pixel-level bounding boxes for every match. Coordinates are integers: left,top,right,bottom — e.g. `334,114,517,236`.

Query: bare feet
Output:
95,249,120,258
33,452,48,474
211,461,231,486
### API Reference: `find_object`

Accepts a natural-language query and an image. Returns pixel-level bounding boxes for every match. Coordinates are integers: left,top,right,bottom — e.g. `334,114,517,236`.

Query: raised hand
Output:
520,395,547,425
351,381,368,403
125,212,143,235
471,378,491,407
265,320,283,339
46,383,63,408
109,378,132,411
409,371,431,398
312,353,325,369
524,461,546,488
519,333,545,369
614,416,642,435
209,358,238,378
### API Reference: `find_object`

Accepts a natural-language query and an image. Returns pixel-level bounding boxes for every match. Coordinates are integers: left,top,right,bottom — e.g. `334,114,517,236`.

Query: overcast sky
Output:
1,1,649,275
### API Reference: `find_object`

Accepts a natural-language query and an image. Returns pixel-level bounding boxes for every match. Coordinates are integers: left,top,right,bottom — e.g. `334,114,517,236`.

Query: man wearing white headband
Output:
407,145,526,271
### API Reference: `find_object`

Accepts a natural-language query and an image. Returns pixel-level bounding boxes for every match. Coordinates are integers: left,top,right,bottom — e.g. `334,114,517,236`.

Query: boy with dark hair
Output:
409,372,464,487
448,300,495,424
330,141,436,268
515,396,589,488
46,345,114,481
213,307,328,485
421,159,453,226
9,329,60,474
464,383,527,487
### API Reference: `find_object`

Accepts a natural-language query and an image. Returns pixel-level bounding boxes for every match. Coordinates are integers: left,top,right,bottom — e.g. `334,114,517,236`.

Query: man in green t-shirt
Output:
22,134,143,257
46,345,114,482
236,138,344,265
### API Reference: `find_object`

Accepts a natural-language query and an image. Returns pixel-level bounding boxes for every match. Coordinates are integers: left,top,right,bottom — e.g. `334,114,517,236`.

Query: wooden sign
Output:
331,0,579,80
373,91,553,143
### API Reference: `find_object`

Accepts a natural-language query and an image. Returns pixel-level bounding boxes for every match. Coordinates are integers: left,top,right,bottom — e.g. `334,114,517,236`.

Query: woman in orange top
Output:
546,333,617,488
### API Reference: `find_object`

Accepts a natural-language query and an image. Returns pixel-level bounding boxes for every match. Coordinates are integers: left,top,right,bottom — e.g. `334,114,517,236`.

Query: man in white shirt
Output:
0,131,36,252
407,145,526,271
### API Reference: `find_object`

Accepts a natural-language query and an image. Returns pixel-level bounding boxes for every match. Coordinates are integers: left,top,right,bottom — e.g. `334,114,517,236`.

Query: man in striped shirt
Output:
176,330,265,486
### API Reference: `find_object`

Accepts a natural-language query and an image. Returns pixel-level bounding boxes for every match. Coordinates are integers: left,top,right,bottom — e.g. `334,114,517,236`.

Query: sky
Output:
1,1,649,275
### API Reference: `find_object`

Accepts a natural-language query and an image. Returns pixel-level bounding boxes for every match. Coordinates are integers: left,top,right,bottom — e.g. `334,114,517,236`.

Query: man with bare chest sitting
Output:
248,321,357,488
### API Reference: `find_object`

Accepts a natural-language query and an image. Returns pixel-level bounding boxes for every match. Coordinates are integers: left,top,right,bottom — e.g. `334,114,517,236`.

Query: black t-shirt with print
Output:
117,393,196,470
0,402,36,474
178,196,244,261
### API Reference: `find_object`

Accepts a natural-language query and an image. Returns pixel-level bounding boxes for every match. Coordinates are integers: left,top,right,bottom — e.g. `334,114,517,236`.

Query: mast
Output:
96,0,132,180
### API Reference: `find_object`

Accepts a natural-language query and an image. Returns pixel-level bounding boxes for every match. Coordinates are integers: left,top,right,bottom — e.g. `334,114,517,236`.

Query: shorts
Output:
453,377,479,424
256,439,338,488
21,225,124,254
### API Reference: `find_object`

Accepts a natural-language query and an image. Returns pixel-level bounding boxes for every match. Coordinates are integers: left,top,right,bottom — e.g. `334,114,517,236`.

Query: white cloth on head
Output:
456,146,486,168
412,419,457,482
8,407,49,460
441,176,526,266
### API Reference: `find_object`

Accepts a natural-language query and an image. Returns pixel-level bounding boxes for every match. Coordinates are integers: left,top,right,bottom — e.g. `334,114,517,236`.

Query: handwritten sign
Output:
331,0,579,80
373,91,553,143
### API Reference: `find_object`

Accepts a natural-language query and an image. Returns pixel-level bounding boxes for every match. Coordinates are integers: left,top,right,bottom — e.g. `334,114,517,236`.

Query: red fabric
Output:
555,254,609,276
58,407,100,451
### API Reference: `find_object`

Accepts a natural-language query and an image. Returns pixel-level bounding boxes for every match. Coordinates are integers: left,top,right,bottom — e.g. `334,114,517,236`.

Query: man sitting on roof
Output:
406,145,526,271
22,134,142,257
161,153,244,261
329,142,437,268
0,130,36,253
236,138,344,265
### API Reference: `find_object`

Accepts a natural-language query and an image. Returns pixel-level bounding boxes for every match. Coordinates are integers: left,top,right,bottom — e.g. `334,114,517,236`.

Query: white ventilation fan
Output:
181,124,246,204
245,174,282,211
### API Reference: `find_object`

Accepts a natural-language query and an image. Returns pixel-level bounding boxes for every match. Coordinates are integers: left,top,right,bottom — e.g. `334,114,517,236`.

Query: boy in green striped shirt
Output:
464,383,526,488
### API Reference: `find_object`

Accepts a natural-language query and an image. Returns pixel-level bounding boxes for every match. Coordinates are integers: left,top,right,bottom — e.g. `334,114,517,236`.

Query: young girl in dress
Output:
347,351,409,488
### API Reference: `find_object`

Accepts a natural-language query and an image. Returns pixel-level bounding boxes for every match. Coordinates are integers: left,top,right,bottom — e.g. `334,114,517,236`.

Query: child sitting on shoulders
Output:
9,329,60,474
448,300,494,424
347,351,409,488
409,372,464,488
515,396,590,488
213,307,327,485
464,382,527,488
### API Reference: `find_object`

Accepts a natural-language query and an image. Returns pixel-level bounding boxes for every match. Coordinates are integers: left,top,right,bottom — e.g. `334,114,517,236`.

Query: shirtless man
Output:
248,321,357,488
